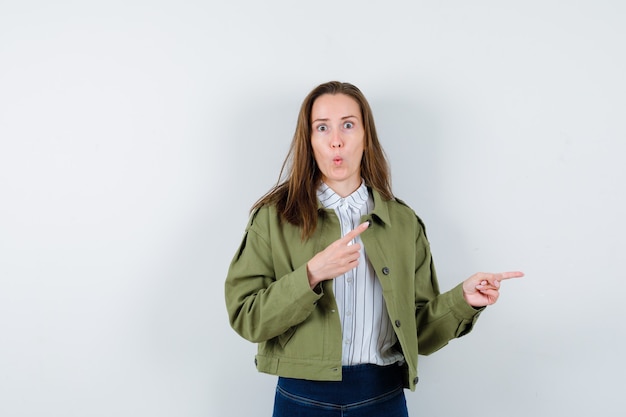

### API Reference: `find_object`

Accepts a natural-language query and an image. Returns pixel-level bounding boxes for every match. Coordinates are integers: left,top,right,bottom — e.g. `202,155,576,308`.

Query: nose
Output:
330,130,343,148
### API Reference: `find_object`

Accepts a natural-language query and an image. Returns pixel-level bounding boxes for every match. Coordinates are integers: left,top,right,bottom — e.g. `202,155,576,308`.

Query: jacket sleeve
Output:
413,218,483,355
224,208,322,343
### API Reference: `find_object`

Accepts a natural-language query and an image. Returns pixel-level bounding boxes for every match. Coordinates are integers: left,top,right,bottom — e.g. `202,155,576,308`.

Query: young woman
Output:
225,81,523,417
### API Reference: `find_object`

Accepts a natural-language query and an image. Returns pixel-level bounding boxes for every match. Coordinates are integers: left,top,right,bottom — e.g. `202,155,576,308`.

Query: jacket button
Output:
382,267,390,275
254,358,258,366
395,320,401,327
413,377,419,385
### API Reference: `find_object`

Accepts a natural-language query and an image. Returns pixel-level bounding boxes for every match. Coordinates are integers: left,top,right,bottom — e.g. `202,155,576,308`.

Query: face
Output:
310,93,365,197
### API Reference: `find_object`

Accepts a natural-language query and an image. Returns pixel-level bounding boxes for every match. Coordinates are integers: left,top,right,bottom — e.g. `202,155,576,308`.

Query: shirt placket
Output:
338,199,357,364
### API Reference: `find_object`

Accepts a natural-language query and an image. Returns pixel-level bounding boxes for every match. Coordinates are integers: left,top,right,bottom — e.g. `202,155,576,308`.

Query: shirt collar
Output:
317,181,369,211
316,183,394,227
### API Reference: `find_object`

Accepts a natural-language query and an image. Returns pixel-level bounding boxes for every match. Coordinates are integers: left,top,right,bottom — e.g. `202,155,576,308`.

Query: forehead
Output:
311,93,361,120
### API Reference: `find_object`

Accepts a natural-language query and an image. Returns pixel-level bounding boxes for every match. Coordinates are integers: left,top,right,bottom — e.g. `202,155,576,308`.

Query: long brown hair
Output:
252,81,394,239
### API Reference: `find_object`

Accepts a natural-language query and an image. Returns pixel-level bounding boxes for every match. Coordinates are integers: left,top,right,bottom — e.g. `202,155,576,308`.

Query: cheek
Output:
311,144,324,165
355,136,366,154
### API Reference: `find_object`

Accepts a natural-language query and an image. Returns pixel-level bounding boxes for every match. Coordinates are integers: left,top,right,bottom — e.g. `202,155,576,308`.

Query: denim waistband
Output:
277,363,404,406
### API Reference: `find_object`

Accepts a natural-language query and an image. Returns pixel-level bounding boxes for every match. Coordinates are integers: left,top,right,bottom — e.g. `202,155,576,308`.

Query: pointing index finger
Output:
340,221,370,245
497,271,525,281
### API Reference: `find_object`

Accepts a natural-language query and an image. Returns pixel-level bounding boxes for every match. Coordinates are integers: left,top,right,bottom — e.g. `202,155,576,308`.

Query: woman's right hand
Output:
306,221,370,289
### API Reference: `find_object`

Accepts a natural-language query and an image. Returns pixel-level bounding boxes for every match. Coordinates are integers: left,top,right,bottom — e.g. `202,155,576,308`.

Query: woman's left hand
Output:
462,271,524,307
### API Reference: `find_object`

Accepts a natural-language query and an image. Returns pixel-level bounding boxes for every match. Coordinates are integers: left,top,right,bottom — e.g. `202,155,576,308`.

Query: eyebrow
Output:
311,115,359,123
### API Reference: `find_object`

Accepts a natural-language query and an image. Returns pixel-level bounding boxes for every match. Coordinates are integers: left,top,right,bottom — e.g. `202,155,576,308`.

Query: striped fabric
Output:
317,182,404,366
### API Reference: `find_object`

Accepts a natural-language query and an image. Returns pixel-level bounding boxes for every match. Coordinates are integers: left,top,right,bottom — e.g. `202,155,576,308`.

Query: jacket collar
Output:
368,187,392,227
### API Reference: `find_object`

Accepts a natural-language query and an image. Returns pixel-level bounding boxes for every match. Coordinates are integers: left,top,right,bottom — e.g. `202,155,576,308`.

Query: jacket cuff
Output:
447,283,485,319
290,264,324,309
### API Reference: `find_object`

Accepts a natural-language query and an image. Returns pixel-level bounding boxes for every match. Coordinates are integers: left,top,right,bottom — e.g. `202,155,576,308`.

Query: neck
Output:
324,179,361,198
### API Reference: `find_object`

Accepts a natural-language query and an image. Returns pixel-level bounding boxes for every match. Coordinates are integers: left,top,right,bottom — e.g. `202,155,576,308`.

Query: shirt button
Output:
382,267,390,275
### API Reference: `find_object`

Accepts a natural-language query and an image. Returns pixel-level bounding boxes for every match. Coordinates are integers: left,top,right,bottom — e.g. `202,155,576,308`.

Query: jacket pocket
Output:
277,326,296,348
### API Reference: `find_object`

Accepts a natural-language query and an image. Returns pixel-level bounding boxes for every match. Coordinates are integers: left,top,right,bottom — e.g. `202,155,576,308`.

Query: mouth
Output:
333,156,343,165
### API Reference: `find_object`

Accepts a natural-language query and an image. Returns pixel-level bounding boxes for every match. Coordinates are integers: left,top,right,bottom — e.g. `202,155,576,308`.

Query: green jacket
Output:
225,188,482,391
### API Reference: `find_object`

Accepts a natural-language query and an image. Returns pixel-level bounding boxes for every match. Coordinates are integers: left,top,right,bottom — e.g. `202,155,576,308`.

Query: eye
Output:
316,124,328,132
343,121,354,129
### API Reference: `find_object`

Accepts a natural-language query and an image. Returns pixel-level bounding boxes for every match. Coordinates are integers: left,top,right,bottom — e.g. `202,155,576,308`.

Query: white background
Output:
1,1,625,416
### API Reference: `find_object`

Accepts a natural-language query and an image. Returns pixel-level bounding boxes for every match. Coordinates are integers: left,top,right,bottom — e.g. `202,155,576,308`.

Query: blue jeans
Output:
272,364,409,417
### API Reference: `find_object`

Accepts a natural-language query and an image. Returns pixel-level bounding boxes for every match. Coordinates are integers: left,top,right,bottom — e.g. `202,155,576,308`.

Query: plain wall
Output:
1,1,624,416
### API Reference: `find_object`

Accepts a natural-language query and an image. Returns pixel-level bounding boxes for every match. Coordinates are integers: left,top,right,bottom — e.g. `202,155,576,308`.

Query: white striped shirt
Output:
317,182,404,366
